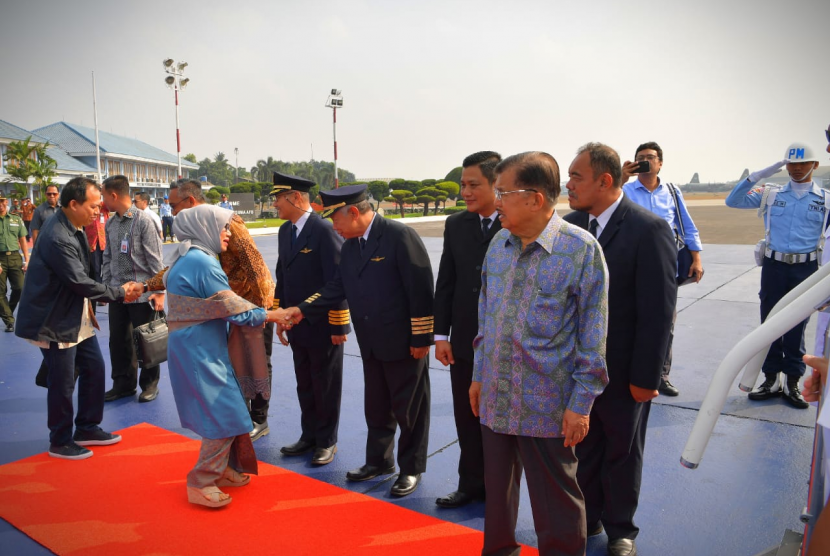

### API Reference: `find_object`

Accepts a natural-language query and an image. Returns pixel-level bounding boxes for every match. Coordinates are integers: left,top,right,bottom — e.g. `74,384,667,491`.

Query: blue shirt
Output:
623,178,703,251
725,178,826,254
472,213,609,438
218,201,233,210
159,203,172,217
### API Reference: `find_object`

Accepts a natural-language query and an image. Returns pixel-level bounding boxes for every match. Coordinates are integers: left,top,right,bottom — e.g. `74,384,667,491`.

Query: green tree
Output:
367,181,389,210
2,136,57,199
209,186,230,196
403,180,422,194
230,182,255,194
445,167,462,185
205,189,220,204
184,153,197,163
385,190,416,218
416,187,445,216
436,181,460,209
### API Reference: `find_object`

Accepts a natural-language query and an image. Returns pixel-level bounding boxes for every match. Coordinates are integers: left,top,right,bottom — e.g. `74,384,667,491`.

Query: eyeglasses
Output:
223,222,232,232
46,193,59,197
494,188,537,200
635,155,660,162
169,197,191,210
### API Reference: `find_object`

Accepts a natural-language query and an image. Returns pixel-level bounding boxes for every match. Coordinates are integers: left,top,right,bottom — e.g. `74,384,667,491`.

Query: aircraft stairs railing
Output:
681,261,830,556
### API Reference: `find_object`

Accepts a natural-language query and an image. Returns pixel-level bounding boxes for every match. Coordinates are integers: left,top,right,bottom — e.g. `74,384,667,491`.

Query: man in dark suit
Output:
563,143,677,556
271,172,350,465
434,151,501,509
287,184,434,497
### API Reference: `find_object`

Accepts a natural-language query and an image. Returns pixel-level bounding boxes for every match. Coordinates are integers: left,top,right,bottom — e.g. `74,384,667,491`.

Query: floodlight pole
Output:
325,89,343,189
174,87,182,179
163,59,188,179
332,107,338,189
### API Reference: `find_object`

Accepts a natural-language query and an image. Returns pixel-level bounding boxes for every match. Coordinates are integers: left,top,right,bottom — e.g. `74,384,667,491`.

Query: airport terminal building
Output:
0,119,198,200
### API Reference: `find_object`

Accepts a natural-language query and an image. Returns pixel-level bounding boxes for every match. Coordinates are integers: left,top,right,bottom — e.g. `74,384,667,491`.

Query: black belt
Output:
1,251,16,256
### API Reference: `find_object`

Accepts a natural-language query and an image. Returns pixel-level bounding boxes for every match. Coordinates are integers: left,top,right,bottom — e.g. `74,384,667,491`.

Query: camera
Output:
636,160,650,173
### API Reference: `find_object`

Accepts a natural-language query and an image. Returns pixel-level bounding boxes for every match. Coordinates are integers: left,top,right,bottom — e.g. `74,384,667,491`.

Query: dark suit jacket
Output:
563,195,676,392
434,210,501,362
299,214,434,362
275,213,350,347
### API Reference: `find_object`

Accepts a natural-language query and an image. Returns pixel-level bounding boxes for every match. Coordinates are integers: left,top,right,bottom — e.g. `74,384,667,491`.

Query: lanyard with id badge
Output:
120,231,130,255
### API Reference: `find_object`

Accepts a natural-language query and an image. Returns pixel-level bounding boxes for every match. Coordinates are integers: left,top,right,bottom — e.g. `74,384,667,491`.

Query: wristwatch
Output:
142,283,149,294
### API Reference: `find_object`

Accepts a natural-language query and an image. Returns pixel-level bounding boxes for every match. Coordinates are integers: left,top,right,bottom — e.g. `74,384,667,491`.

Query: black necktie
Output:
359,237,366,252
589,218,599,238
291,224,298,247
481,217,492,237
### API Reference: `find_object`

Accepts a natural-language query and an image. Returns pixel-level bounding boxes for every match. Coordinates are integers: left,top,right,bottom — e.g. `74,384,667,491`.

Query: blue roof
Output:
33,122,198,169
45,146,96,173
0,120,49,143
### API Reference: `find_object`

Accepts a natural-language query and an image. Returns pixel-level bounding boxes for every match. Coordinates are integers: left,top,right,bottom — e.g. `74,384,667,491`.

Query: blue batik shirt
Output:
472,212,609,438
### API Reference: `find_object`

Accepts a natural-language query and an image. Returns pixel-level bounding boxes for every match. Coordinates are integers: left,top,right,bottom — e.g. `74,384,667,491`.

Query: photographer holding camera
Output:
621,142,703,398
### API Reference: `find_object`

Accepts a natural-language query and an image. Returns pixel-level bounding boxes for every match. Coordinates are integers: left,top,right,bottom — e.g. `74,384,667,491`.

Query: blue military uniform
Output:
726,176,826,382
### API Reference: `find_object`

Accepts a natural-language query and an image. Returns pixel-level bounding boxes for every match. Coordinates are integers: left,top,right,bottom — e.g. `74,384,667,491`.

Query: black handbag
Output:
133,309,168,367
667,184,696,287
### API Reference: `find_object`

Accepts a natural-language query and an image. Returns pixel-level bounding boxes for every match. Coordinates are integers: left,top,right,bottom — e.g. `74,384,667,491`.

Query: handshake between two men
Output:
118,282,165,310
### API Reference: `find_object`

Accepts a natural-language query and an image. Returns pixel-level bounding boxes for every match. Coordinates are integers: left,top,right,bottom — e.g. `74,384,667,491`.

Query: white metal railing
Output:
738,263,830,392
680,267,830,553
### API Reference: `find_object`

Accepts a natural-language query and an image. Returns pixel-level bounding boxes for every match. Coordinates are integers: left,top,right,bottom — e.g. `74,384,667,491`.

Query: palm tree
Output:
2,136,54,200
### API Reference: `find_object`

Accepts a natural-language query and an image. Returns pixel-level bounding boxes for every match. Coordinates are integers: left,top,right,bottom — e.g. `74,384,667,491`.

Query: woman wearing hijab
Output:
164,204,292,508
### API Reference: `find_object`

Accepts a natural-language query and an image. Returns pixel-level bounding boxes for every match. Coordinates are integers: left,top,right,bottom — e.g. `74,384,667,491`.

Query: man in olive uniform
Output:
0,194,30,332
271,172,350,465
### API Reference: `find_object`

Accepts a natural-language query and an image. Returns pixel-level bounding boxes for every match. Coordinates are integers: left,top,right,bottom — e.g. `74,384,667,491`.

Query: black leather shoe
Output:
608,538,637,556
346,464,396,482
390,473,421,497
138,386,158,403
658,378,679,396
311,445,337,465
104,388,136,402
587,522,603,537
435,490,484,508
280,439,315,456
4,323,13,333
249,421,270,442
748,373,782,401
784,378,809,409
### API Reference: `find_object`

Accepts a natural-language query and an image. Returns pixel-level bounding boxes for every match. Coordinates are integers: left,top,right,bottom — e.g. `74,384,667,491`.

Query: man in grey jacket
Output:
101,175,165,403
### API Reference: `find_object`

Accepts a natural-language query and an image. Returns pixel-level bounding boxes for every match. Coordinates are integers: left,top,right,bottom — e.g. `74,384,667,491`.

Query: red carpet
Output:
0,423,538,555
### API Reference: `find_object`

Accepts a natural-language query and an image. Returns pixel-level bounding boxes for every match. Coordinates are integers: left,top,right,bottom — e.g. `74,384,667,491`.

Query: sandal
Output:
217,467,250,488
186,486,232,508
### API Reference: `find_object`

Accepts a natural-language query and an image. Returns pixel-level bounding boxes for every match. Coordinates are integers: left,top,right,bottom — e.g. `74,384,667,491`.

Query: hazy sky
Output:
2,0,828,183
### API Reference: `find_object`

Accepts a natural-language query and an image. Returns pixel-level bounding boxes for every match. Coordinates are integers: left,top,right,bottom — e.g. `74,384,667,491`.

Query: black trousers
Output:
576,387,650,541
760,257,817,377
108,301,160,391
162,216,174,241
362,353,431,475
249,322,274,423
450,358,484,493
481,425,586,556
662,309,676,379
42,336,105,446
0,251,24,327
287,341,344,447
